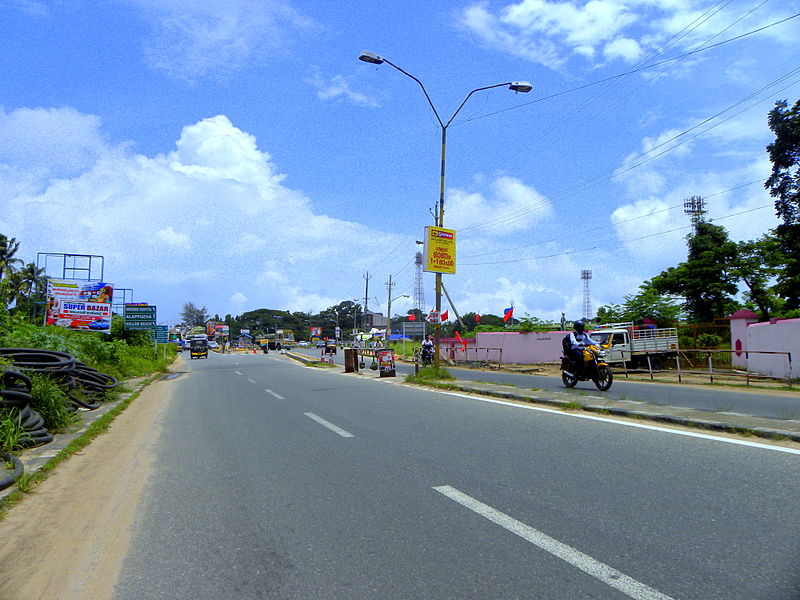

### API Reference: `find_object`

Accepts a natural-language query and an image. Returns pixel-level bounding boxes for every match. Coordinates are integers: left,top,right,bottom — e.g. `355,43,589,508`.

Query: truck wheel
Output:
648,355,664,371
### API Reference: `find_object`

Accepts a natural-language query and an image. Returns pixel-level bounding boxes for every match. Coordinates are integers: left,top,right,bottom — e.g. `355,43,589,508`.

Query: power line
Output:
460,64,800,234
461,204,772,267
455,12,800,127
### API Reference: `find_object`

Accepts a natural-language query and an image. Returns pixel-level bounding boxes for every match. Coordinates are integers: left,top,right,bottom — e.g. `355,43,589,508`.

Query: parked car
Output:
297,341,310,347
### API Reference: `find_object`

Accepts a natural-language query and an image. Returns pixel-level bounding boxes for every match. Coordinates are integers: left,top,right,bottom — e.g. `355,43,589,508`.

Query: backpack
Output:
562,333,572,354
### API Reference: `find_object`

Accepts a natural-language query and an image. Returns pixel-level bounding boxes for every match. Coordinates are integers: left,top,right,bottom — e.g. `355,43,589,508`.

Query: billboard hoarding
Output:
423,226,456,274
46,279,114,333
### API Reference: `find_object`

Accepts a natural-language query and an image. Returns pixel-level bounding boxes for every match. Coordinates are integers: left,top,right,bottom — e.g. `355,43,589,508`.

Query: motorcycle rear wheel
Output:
561,371,578,388
593,365,613,391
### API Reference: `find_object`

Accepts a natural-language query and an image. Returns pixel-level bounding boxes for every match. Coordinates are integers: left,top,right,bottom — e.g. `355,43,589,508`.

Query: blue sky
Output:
1,0,799,326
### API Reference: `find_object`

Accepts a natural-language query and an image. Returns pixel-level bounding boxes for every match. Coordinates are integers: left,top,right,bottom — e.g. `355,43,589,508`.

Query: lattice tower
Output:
414,252,425,312
581,270,592,321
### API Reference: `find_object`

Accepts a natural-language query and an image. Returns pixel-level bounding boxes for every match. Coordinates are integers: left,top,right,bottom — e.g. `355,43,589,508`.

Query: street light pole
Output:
359,51,531,369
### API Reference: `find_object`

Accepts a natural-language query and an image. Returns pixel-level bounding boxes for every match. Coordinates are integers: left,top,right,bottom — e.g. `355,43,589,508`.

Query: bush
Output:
696,333,722,348
29,374,75,433
405,366,455,383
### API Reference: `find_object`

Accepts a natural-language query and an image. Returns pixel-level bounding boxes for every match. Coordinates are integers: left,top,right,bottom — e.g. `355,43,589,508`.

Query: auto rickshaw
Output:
189,338,208,359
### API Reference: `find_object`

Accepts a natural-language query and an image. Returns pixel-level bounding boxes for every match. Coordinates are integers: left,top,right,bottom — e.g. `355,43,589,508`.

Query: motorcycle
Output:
420,346,433,366
561,343,613,391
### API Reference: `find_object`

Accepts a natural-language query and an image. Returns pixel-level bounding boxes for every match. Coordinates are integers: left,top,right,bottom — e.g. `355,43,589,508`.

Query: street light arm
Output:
380,58,444,128
444,83,512,128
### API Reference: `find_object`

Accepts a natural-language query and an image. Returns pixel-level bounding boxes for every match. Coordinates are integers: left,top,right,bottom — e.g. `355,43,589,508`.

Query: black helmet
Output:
573,321,585,333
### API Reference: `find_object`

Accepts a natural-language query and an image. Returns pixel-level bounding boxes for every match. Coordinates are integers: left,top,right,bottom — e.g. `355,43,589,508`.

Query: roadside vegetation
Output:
0,301,176,456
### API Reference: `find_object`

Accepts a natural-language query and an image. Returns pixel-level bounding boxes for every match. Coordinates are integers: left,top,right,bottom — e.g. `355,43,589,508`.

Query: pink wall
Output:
441,331,564,364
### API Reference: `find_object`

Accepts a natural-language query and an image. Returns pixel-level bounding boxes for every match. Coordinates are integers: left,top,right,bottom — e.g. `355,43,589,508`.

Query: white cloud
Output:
447,176,553,235
156,226,192,249
129,0,314,81
0,109,408,320
0,106,111,178
308,74,379,107
603,37,642,62
458,1,796,70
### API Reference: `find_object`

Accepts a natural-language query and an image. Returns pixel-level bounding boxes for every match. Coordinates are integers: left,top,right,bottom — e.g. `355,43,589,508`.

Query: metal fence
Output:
618,348,793,386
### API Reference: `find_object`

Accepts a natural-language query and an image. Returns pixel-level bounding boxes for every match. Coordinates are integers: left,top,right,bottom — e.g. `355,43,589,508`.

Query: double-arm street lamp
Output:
358,51,531,368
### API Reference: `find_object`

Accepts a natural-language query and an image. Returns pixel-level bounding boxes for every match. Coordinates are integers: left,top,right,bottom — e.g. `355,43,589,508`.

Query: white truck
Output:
590,322,679,370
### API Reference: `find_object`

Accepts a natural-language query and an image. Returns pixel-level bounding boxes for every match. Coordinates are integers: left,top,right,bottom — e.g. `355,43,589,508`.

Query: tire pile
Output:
0,348,119,490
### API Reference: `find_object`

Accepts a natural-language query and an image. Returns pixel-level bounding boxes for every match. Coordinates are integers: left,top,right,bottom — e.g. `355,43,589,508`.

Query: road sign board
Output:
125,322,156,330
124,304,156,330
154,325,168,343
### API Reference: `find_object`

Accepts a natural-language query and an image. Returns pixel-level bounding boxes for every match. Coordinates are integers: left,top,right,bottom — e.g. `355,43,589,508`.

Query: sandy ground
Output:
0,377,174,600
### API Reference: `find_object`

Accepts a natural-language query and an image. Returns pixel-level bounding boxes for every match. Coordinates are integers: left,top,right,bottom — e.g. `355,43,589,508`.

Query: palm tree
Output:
10,262,46,318
0,234,22,279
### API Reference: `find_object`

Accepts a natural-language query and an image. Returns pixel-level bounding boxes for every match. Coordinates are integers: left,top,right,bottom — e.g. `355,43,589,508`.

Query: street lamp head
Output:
509,81,533,93
359,51,384,65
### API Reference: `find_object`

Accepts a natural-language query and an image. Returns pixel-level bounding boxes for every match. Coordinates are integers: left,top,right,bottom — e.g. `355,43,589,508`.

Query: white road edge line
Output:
265,389,285,400
433,485,674,600
437,391,800,455
304,412,354,438
234,370,243,376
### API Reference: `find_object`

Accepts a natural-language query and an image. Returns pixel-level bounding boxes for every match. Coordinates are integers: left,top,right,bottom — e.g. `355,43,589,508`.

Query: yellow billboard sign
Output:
423,226,456,274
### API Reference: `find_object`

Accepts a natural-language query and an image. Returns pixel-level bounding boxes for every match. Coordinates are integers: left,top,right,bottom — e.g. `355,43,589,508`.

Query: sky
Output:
1,0,799,327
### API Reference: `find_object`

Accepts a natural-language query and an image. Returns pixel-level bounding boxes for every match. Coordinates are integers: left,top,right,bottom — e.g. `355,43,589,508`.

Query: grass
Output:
405,366,455,384
0,412,23,453
28,374,76,433
0,375,156,520
561,401,584,411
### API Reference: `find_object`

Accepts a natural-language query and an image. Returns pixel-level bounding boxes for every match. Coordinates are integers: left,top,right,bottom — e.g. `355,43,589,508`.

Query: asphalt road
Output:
113,351,800,600
292,346,800,420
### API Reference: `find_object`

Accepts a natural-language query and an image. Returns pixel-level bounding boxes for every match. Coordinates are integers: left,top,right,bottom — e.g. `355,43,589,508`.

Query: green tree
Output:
731,235,782,319
9,262,46,318
0,234,22,281
765,98,800,310
651,221,739,322
180,301,209,327
595,304,625,324
621,282,683,326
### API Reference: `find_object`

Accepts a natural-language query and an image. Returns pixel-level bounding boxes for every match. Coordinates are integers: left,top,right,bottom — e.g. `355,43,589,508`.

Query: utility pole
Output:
385,275,395,343
363,272,372,312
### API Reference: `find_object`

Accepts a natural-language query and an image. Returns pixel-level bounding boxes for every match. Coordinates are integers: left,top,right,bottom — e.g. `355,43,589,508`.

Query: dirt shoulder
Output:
0,376,175,600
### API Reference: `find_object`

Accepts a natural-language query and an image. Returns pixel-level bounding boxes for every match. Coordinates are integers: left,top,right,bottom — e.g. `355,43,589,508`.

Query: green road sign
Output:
154,325,168,343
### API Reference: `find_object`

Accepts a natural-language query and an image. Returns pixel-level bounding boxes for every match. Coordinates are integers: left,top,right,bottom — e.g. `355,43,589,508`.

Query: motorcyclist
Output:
421,335,434,363
567,321,602,376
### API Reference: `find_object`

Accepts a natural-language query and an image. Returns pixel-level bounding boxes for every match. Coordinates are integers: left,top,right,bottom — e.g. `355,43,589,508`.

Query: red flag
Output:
408,314,416,321
454,331,462,341
475,313,481,323
503,307,514,322
441,310,449,321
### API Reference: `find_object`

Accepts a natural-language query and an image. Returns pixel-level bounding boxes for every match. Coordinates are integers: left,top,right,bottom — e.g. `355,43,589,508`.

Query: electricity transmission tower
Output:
413,252,425,313
581,269,592,321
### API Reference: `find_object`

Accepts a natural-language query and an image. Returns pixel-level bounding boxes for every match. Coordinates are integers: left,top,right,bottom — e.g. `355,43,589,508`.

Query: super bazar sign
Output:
62,303,109,314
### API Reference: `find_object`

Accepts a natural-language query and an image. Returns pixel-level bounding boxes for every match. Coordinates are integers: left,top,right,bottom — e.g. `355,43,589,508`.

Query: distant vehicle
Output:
207,341,219,349
267,329,295,350
590,322,679,370
297,341,310,347
188,335,209,359
316,340,326,348
89,318,110,330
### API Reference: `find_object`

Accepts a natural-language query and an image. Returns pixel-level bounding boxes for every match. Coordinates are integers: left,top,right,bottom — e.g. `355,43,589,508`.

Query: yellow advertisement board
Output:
423,226,456,274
